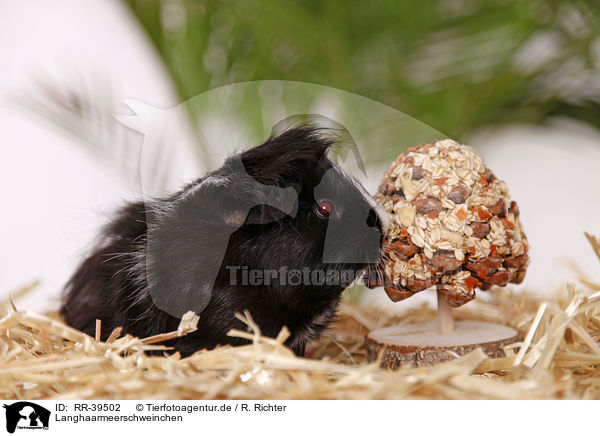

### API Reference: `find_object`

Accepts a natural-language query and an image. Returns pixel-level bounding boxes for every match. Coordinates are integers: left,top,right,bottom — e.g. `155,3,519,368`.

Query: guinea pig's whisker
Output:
101,252,134,264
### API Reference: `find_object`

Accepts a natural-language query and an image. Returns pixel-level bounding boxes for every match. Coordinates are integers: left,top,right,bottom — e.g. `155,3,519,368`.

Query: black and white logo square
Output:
3,402,50,434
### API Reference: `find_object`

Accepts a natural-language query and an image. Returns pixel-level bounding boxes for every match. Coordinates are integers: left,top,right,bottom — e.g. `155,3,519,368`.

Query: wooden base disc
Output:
366,320,521,369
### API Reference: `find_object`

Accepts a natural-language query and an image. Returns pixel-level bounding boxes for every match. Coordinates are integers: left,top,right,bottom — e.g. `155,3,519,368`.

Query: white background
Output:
0,400,595,436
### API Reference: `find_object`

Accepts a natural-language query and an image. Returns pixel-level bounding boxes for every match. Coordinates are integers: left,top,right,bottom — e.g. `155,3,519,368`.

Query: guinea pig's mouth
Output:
358,247,389,288
362,204,390,284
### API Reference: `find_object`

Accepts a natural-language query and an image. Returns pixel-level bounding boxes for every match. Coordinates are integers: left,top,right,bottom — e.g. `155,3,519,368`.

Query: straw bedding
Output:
1,234,600,400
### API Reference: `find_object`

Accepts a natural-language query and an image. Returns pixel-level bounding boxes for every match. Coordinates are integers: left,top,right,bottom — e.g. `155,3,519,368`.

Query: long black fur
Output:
60,126,385,356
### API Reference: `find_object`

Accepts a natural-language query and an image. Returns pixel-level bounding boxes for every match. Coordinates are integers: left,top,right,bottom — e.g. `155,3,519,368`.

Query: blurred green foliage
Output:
125,0,600,157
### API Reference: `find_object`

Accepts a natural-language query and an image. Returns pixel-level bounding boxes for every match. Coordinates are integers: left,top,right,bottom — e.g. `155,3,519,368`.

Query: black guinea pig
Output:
60,125,389,356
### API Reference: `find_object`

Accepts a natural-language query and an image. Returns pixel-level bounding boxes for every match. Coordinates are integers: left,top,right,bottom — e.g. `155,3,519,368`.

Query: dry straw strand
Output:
1,234,600,400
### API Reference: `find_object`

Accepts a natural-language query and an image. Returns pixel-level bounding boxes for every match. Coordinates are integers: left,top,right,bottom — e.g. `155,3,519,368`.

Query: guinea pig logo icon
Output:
2,402,50,433
112,81,443,318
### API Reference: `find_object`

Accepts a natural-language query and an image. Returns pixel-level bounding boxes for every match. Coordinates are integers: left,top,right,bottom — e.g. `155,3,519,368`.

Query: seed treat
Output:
367,139,529,307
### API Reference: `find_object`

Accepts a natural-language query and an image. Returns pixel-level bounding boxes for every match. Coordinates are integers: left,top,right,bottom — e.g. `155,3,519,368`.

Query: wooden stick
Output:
437,290,455,334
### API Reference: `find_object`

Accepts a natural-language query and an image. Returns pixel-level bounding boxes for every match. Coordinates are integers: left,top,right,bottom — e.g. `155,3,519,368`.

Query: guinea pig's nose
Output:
366,205,390,245
366,208,383,231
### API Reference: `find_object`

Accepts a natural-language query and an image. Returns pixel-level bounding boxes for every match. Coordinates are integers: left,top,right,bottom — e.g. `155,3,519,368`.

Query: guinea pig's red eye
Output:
316,200,333,218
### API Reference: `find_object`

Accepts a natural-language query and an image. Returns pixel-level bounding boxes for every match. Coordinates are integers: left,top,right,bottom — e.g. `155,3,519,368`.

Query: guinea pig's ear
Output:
221,191,300,227
240,125,334,186
218,156,300,226
144,172,299,318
